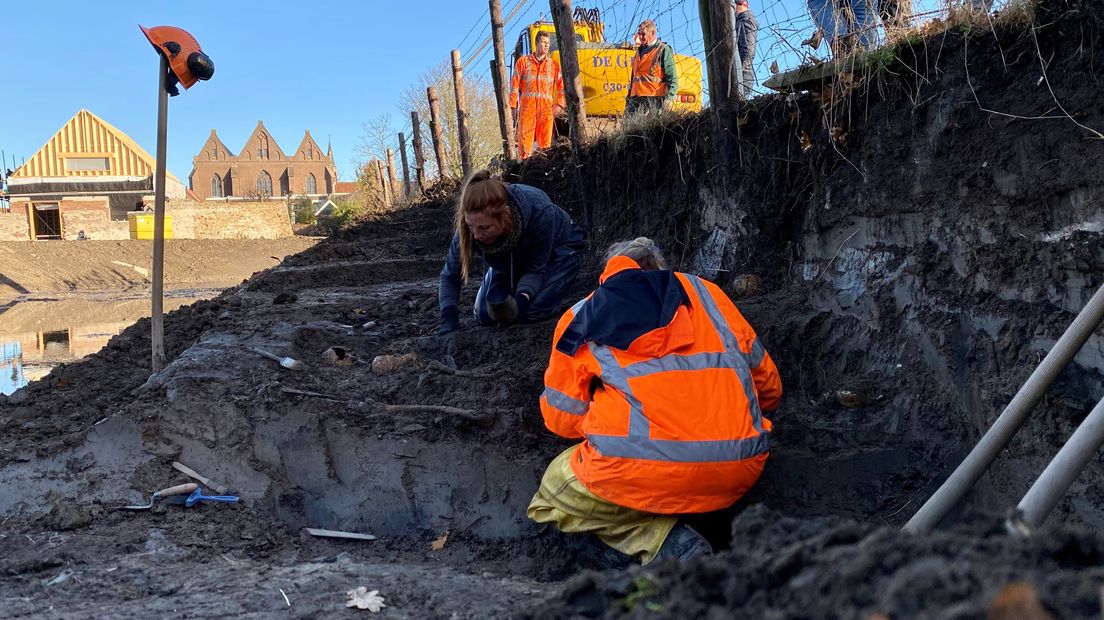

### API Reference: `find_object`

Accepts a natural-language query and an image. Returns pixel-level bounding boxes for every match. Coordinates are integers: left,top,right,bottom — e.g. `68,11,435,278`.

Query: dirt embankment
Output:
0,237,320,298
0,1,1102,617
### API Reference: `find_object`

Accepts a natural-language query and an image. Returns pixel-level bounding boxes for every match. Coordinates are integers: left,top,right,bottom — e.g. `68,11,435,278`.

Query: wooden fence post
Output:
549,0,587,148
451,49,473,178
386,148,399,201
698,0,718,104
427,86,449,180
410,110,427,192
375,159,391,207
706,0,738,107
398,132,412,199
490,0,516,161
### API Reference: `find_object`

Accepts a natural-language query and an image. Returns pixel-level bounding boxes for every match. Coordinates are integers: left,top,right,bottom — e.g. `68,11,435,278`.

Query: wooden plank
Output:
763,52,871,92
304,528,377,541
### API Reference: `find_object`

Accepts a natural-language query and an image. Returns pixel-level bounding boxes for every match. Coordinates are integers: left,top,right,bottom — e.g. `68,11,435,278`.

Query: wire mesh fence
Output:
375,0,1029,185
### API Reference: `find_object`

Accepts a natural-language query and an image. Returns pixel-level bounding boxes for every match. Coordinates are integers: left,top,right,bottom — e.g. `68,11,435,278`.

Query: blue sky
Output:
1,0,939,184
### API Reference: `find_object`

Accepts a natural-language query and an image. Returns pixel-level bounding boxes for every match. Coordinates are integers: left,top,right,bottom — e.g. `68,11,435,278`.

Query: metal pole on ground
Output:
140,24,213,374
904,281,1104,534
1012,395,1104,531
427,86,449,180
150,54,170,372
451,50,473,178
490,0,516,161
410,111,427,193
549,0,587,149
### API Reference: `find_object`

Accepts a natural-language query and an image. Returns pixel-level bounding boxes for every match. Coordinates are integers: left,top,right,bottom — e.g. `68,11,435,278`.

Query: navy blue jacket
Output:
439,183,585,311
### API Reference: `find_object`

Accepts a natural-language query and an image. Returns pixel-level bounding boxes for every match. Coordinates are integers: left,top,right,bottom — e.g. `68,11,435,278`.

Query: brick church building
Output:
188,121,336,200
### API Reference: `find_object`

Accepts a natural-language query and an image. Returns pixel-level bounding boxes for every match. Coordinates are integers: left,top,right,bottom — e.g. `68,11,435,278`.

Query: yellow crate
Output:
128,213,173,240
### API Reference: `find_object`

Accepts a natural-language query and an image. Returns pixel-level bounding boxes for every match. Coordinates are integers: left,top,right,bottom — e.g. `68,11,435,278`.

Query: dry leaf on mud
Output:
371,353,417,374
769,60,779,74
737,114,750,128
987,582,1054,620
430,530,450,551
346,587,386,612
799,132,813,152
830,126,849,145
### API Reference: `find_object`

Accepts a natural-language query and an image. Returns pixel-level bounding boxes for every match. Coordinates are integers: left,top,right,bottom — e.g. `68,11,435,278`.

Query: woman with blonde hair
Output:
438,170,585,335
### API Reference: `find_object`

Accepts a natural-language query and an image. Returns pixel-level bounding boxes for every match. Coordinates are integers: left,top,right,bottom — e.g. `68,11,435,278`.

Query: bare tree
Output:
399,61,504,180
354,113,396,171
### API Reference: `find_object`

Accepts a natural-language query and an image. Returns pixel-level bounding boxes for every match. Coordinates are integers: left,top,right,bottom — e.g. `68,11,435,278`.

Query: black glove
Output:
439,306,460,336
515,292,531,320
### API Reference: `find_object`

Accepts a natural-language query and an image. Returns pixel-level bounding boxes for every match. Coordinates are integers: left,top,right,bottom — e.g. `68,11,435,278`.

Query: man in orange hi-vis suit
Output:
528,237,782,564
510,30,565,159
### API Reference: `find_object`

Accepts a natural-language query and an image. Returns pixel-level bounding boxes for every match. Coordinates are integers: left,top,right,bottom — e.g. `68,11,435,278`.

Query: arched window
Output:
305,173,317,194
210,146,217,159
256,171,273,196
211,174,223,197
257,133,270,159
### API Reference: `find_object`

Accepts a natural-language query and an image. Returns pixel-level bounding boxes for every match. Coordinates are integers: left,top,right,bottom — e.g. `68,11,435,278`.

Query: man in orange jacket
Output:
528,237,782,564
510,31,565,159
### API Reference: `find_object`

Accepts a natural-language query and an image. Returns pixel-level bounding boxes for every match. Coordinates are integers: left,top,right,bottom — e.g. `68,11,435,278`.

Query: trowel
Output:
249,347,305,370
122,482,199,510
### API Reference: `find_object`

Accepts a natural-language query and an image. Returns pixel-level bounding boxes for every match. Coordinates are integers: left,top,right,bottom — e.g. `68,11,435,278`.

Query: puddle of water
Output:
0,290,218,395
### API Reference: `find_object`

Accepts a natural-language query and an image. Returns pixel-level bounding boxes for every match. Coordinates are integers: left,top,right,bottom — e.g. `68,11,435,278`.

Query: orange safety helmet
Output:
139,25,214,95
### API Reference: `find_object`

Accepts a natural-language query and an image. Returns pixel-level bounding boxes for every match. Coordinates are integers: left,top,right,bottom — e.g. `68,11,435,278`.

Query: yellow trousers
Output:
527,445,678,565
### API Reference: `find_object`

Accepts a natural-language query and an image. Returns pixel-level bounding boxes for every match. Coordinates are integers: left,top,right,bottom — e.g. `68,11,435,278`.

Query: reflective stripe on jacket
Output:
629,43,669,98
510,54,565,112
540,256,782,514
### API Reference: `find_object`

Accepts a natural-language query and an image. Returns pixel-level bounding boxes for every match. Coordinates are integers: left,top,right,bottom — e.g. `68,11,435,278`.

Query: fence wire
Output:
385,0,1026,181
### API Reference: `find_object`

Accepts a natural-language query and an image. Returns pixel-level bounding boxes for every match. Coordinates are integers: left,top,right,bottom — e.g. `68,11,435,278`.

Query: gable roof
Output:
292,130,329,161
12,109,181,182
238,120,286,161
194,129,236,162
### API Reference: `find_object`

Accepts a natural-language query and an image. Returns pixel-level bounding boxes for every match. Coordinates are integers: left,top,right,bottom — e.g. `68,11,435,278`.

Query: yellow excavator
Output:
511,7,704,119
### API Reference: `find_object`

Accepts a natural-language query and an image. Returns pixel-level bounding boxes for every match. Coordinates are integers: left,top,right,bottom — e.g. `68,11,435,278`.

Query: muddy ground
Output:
2,0,1104,617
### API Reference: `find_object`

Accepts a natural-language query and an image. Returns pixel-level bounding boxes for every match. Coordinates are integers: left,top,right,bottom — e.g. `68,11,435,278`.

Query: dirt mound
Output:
530,506,1104,619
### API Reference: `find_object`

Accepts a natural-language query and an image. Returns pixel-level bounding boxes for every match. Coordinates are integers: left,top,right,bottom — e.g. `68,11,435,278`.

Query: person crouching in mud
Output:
438,170,586,336
528,238,782,564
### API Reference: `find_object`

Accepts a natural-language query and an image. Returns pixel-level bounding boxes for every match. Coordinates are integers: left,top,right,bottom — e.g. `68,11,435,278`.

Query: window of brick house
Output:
65,157,110,171
306,173,317,194
258,134,270,160
210,146,217,159
211,174,223,197
256,171,272,196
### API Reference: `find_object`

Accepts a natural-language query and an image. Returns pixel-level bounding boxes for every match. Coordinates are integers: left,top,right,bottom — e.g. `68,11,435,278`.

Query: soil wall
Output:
509,0,1104,529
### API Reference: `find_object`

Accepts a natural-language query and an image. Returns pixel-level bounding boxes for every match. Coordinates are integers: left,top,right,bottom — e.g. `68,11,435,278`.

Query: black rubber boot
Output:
653,523,713,563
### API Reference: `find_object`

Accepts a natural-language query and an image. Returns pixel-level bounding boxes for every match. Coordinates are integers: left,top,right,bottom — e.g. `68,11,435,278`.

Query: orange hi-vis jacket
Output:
511,54,565,158
540,256,782,514
629,44,668,98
